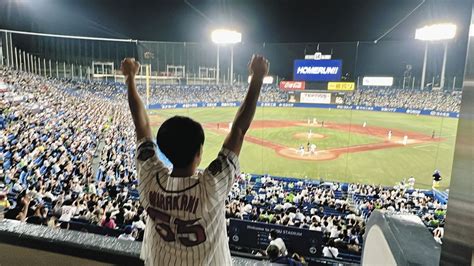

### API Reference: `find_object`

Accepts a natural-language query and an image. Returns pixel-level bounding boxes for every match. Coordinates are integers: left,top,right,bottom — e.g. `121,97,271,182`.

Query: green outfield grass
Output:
246,126,382,150
149,107,458,189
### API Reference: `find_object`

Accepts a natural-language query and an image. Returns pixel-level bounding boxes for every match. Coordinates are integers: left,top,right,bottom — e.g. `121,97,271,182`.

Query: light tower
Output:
211,29,242,85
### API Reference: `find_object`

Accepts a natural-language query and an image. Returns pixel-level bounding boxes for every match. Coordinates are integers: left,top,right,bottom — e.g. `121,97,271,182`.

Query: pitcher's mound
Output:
294,132,326,140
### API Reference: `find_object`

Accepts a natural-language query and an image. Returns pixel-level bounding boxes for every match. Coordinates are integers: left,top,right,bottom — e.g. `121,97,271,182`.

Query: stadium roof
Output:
0,0,471,43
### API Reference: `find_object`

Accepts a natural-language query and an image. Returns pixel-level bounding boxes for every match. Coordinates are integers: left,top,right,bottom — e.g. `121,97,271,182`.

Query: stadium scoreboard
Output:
293,59,343,82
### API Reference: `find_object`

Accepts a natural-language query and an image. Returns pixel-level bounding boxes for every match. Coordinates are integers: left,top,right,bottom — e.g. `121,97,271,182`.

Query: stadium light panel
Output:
415,23,457,41
248,75,274,84
211,29,242,44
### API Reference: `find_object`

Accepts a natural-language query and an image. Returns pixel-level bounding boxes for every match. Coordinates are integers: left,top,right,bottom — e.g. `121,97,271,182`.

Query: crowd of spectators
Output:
0,67,449,262
1,67,145,240
225,174,447,260
149,84,461,113
149,84,288,104
60,79,462,113
343,87,461,112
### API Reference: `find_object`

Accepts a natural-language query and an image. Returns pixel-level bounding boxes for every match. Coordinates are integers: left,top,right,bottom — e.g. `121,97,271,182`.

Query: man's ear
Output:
194,145,203,166
197,144,203,157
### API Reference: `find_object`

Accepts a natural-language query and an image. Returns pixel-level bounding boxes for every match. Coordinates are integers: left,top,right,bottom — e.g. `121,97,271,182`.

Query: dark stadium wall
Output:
440,4,474,264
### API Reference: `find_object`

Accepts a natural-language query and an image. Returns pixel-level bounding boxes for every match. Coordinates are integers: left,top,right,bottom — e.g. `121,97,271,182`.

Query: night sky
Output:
0,0,471,43
0,0,472,81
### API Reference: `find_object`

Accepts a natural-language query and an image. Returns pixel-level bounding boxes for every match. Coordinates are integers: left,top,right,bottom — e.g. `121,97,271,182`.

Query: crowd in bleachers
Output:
225,175,447,260
59,78,462,113
343,87,461,112
149,85,461,113
149,84,288,104
0,68,448,262
1,67,146,240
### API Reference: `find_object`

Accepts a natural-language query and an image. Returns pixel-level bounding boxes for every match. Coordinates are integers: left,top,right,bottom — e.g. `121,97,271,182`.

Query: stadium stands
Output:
344,86,461,113
0,66,449,263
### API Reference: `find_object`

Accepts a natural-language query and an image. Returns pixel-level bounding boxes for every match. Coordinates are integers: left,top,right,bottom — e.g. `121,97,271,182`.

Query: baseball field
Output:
149,107,458,189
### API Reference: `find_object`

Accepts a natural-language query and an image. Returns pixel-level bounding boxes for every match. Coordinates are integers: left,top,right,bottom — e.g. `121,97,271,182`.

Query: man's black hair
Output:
270,230,278,239
267,245,280,260
157,116,205,168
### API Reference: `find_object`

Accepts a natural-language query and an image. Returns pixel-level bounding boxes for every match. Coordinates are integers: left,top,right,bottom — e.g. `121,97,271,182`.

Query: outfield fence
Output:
148,101,460,118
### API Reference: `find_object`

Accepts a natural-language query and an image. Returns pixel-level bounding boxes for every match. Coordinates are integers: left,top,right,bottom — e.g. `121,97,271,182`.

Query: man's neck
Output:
171,167,195,177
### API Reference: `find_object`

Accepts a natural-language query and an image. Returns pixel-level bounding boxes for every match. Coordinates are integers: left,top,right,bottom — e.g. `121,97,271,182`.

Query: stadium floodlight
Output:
211,29,242,85
211,29,242,44
415,23,457,41
415,23,457,90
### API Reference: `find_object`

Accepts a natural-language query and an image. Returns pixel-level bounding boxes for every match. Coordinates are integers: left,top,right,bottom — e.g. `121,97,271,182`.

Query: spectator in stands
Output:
5,191,31,222
118,226,135,241
0,190,10,210
268,230,288,256
346,239,361,253
101,212,116,229
433,224,444,244
26,204,46,225
47,216,60,229
323,239,339,259
266,244,302,266
59,200,77,223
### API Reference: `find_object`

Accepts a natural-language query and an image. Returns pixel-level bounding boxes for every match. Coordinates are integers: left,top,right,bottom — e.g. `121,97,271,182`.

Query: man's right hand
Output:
123,57,152,141
249,54,269,79
121,58,140,78
223,54,269,156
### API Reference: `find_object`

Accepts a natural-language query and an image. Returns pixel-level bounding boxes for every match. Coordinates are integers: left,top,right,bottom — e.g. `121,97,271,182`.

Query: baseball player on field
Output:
310,143,317,155
122,55,269,265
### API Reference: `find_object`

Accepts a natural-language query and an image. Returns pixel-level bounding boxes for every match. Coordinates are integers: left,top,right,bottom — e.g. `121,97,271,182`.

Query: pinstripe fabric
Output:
136,138,239,265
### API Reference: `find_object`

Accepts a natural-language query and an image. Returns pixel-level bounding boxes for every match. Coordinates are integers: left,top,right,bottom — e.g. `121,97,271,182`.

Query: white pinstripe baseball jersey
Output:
136,138,239,266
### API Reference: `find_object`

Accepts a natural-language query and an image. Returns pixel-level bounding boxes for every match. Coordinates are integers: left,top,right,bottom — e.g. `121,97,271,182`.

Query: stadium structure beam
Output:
216,46,219,84
33,56,37,74
440,42,448,88
0,29,138,43
415,23,456,89
5,32,9,67
21,50,25,71
9,33,13,68
18,49,22,71
14,47,18,70
25,53,28,72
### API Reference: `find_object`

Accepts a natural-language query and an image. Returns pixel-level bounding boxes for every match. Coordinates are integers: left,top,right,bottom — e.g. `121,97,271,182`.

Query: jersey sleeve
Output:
136,137,169,208
202,147,240,207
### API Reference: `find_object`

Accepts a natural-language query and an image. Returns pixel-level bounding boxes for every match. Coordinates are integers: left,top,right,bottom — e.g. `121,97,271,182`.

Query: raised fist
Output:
249,54,269,78
121,58,140,78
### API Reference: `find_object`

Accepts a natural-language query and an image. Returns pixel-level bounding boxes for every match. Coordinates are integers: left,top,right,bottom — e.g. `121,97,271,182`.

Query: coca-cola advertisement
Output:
279,81,305,91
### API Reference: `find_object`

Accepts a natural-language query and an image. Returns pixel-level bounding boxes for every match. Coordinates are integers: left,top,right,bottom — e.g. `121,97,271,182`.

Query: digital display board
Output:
294,59,342,81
